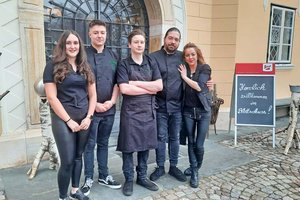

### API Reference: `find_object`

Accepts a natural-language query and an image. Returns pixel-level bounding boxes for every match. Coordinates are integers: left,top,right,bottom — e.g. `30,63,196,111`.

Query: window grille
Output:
267,5,295,65
43,0,149,62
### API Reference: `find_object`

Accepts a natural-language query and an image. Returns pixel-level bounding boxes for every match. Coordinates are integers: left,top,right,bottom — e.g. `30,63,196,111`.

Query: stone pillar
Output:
19,0,46,126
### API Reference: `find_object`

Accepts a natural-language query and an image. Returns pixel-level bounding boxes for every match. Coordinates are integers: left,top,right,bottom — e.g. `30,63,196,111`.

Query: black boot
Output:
150,166,165,181
136,165,159,191
190,167,199,188
122,180,133,196
184,149,203,176
136,177,159,191
184,167,192,176
195,150,204,169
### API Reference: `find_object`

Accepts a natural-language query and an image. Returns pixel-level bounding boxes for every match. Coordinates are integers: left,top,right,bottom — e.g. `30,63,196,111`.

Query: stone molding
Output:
19,0,45,126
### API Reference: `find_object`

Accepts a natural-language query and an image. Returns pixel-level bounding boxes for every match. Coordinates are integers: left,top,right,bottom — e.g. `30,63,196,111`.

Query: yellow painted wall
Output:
186,0,239,107
236,0,300,99
186,0,300,109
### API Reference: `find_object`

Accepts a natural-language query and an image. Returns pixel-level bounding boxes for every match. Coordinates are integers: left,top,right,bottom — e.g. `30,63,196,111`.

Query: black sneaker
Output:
69,189,90,200
169,166,187,182
184,167,192,176
122,181,133,196
98,175,121,189
136,177,159,191
81,178,93,196
59,197,70,200
149,166,165,181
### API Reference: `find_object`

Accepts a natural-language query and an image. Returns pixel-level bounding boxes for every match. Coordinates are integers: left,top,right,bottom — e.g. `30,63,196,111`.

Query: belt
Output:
183,107,202,119
184,107,201,112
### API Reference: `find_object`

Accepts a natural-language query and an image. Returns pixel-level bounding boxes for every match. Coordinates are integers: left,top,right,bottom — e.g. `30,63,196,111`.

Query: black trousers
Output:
122,150,149,181
183,107,211,169
51,111,89,199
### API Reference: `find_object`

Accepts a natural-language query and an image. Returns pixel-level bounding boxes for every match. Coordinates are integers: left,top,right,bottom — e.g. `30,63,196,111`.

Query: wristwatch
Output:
87,115,93,120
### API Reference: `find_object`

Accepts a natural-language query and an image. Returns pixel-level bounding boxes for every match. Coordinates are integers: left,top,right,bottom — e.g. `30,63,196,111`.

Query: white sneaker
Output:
81,178,93,196
98,175,121,189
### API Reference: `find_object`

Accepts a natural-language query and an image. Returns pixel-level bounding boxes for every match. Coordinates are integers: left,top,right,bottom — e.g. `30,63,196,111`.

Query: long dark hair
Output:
52,30,94,84
164,27,181,40
182,42,206,65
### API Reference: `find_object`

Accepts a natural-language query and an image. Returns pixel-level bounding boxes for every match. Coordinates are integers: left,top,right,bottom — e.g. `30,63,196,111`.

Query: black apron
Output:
117,62,158,152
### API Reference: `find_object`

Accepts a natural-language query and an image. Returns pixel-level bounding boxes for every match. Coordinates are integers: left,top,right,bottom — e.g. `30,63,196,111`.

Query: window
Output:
43,0,149,62
267,5,295,65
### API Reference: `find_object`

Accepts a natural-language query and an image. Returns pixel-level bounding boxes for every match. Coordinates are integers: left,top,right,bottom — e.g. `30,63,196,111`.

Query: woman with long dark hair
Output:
178,42,212,188
43,30,96,200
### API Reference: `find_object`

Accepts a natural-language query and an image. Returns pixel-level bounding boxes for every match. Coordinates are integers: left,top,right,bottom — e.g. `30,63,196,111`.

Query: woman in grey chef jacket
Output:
116,29,163,196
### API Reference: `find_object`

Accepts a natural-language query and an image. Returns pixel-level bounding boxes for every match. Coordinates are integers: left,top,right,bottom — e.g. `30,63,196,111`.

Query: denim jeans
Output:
183,108,211,168
122,150,149,181
156,112,182,167
84,115,115,180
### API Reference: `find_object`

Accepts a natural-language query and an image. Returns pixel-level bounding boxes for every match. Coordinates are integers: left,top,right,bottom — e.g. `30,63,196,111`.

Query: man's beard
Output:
165,44,177,54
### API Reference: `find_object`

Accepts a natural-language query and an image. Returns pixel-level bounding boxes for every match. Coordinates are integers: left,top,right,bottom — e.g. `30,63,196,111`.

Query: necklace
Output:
190,72,195,78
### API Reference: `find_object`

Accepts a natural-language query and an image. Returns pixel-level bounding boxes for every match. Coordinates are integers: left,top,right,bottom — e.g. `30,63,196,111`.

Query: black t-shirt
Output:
184,64,211,109
185,72,203,108
43,62,89,120
117,55,161,85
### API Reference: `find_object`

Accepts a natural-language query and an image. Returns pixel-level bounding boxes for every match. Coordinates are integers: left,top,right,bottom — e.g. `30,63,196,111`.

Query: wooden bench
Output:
276,98,291,118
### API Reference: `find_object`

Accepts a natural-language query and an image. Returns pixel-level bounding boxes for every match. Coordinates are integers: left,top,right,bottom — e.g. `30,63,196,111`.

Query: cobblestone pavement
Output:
140,129,300,200
1,117,299,200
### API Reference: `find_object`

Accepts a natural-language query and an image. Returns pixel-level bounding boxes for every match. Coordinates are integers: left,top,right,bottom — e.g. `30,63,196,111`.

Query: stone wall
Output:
0,0,45,168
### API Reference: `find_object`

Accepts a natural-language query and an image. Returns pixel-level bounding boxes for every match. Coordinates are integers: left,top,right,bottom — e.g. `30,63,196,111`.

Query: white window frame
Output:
267,5,295,67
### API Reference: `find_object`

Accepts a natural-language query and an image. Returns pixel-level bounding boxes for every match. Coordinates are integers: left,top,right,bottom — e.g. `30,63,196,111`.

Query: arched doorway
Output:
43,0,149,61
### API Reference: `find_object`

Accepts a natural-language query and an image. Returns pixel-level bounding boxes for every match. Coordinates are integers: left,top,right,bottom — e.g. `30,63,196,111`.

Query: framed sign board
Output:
235,75,275,126
234,63,276,147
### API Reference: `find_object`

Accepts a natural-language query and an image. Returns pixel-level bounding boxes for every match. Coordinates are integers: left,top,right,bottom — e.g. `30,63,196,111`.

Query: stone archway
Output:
145,0,187,52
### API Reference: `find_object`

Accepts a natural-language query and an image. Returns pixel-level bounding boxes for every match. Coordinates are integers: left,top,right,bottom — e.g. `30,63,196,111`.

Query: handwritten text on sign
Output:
236,76,274,126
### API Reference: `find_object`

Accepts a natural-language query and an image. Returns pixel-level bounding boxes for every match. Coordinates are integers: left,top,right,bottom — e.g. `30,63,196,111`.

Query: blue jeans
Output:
84,115,115,180
156,112,182,167
183,108,211,168
122,150,149,181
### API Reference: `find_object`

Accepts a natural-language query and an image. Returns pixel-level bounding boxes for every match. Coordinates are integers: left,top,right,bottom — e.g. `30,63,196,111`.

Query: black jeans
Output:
122,150,149,181
183,107,211,169
51,111,89,199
